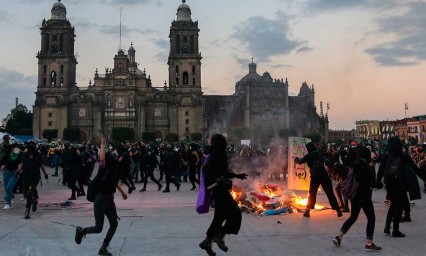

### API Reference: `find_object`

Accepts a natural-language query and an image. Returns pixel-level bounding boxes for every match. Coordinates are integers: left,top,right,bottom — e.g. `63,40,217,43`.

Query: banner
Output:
287,137,311,191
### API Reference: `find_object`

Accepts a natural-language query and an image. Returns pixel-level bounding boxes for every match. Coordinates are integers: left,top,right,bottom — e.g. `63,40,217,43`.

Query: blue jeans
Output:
3,169,18,204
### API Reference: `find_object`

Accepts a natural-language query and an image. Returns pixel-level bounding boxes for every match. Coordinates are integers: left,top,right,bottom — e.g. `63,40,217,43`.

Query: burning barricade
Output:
231,183,325,216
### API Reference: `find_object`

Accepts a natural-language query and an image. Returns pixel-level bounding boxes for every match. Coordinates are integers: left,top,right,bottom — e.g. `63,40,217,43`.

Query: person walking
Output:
188,143,200,190
376,136,424,237
140,145,162,192
17,141,48,219
333,145,381,251
162,144,181,193
1,143,23,209
199,134,247,256
294,142,343,218
62,142,81,200
74,136,128,256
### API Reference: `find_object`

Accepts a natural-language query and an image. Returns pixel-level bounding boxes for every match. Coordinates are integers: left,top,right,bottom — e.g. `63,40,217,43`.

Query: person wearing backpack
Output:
333,145,381,251
74,136,128,256
376,136,425,238
294,142,342,218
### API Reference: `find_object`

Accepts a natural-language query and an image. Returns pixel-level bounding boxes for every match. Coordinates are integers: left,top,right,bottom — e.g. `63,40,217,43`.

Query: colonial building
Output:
33,0,326,143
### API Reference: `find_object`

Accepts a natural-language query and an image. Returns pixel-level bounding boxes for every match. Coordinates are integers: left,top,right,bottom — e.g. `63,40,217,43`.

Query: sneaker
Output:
158,184,163,191
24,209,30,219
392,231,406,237
162,188,170,193
51,174,58,177
75,226,85,245
342,207,350,213
402,215,412,222
176,183,181,191
3,204,11,210
303,210,310,218
139,188,146,192
199,238,216,256
68,196,76,200
333,236,341,247
384,226,390,235
337,210,343,217
31,200,38,212
212,234,228,252
365,243,381,251
98,246,113,256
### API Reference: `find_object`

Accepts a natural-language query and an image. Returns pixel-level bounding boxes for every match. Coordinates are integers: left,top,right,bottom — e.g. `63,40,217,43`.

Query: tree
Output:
165,133,179,143
191,132,202,142
141,131,155,143
112,127,134,143
3,104,33,135
42,129,58,141
63,127,81,143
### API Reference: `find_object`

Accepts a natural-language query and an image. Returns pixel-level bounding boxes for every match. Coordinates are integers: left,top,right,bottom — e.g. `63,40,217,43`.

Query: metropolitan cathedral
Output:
33,0,326,142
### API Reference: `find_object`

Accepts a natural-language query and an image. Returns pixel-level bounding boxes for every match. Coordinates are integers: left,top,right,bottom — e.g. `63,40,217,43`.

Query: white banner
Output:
287,137,311,191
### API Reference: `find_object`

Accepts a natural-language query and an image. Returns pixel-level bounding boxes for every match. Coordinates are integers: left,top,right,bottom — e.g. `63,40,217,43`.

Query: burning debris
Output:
231,183,325,216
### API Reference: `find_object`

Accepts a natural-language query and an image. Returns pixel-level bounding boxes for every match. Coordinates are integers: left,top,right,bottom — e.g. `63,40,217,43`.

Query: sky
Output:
0,0,425,130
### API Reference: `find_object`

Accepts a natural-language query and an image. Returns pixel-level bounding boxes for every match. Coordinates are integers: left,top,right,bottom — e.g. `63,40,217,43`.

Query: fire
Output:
295,195,325,210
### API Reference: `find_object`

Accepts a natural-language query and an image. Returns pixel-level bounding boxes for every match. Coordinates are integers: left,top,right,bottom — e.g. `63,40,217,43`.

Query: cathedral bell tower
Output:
167,0,204,140
168,0,202,88
33,0,77,139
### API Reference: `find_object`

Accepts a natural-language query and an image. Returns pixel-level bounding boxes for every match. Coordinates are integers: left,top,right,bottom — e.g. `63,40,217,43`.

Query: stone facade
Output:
33,1,326,142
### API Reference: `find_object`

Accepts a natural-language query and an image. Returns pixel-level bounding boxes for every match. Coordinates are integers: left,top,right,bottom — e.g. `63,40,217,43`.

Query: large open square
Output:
1,166,425,256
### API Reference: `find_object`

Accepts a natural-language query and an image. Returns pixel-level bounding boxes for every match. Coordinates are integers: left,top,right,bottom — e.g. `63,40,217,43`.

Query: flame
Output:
295,195,325,210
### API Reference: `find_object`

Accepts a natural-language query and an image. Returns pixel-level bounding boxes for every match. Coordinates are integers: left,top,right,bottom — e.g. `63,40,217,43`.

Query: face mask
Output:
13,148,20,154
109,146,113,150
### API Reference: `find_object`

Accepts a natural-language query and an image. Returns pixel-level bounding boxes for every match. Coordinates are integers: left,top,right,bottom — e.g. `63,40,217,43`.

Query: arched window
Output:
183,36,188,54
43,65,47,75
192,65,196,74
176,35,181,54
60,65,64,74
176,77,179,86
183,72,189,85
43,77,47,87
175,65,179,75
51,71,56,87
193,77,196,86
190,35,194,54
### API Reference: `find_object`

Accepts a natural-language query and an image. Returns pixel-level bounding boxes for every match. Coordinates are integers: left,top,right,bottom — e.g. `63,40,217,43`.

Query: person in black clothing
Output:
117,145,136,194
16,141,48,219
188,143,200,190
75,136,128,256
162,144,181,192
199,134,247,256
294,142,342,218
333,146,381,251
140,145,162,192
376,136,425,237
62,142,82,200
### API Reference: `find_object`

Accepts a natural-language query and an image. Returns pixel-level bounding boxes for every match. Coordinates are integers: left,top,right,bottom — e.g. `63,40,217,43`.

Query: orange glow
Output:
295,195,325,210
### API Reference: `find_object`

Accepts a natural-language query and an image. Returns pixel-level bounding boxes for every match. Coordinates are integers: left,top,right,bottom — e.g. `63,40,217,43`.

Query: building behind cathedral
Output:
33,1,327,143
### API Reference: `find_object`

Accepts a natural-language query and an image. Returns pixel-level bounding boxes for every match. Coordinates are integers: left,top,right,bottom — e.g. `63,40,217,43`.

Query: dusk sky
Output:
0,0,425,130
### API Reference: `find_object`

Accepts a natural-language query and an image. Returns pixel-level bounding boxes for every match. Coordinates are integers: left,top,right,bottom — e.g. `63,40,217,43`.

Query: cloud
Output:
296,46,313,53
73,21,161,37
231,11,306,63
271,64,293,68
0,67,36,119
307,0,371,11
152,38,169,63
0,11,10,23
98,0,154,5
365,2,426,67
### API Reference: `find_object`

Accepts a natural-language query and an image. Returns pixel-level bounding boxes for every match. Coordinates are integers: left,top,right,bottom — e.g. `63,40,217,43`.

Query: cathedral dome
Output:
177,0,191,21
51,0,67,20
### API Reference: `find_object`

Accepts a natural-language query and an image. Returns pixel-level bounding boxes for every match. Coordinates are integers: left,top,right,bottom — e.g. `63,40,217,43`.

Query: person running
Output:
333,145,381,251
294,142,342,218
199,134,247,256
74,136,128,256
1,143,23,209
17,141,48,219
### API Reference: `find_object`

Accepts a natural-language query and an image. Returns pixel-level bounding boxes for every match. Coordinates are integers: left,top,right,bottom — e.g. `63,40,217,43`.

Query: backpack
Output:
341,167,360,201
384,156,401,179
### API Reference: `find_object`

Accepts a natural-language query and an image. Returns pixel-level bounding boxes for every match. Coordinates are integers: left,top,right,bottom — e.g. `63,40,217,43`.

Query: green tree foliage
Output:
191,132,202,141
42,129,58,141
63,127,81,143
141,131,155,143
303,132,322,143
165,133,179,143
112,127,135,143
3,104,33,135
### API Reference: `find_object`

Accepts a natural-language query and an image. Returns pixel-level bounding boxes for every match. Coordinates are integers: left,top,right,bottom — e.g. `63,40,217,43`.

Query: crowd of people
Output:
1,133,426,255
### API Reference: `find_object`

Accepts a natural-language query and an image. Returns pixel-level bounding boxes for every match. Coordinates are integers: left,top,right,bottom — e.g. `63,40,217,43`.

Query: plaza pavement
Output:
1,166,426,256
